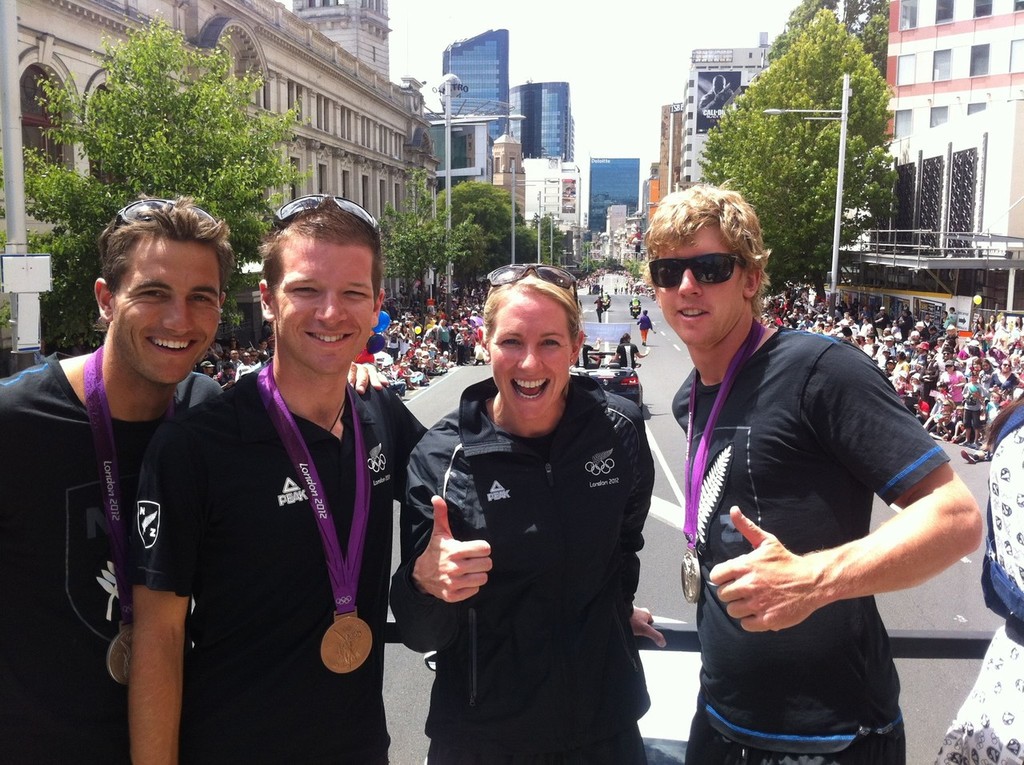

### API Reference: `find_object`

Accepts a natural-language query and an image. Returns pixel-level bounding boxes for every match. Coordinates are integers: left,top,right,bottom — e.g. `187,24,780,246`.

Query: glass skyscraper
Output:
589,158,640,234
510,82,574,162
442,29,509,143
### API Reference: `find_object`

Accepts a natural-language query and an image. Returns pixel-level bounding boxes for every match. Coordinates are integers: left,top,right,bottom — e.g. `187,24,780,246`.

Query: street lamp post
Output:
440,73,462,316
510,158,516,264
536,190,542,264
765,73,850,313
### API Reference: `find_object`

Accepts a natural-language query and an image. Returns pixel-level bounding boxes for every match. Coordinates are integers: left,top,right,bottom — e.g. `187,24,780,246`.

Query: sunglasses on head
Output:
273,194,379,232
487,264,577,299
648,252,740,288
114,199,215,229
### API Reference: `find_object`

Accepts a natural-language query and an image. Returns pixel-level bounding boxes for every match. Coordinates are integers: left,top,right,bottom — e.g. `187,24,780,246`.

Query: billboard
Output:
561,179,577,215
696,71,742,134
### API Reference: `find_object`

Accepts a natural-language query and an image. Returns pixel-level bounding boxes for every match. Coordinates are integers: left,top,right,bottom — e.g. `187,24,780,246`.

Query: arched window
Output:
21,65,64,164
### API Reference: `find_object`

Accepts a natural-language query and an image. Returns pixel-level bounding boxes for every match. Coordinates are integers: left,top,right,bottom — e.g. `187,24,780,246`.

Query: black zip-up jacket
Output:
391,375,654,757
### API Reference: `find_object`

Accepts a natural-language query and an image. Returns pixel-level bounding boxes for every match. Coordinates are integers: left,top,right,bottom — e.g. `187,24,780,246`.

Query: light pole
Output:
510,158,517,264
536,190,542,264
439,73,462,316
765,73,850,313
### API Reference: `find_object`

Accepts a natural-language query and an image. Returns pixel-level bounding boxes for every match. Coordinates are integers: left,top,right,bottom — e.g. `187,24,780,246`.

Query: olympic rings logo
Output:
367,453,387,473
585,457,615,475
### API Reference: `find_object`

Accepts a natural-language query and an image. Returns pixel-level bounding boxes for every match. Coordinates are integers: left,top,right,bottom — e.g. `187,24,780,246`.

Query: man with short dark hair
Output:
0,198,232,762
129,196,424,764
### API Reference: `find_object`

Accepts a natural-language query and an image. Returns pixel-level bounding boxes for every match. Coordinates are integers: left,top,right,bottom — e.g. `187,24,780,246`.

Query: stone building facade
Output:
10,0,436,220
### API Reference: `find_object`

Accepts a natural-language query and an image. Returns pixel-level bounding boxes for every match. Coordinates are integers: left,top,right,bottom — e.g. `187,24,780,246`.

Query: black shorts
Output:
685,710,905,765
963,408,983,430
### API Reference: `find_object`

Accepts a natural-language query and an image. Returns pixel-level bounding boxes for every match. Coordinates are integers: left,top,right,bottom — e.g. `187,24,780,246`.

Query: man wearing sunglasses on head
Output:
128,195,425,765
0,198,232,762
646,185,981,765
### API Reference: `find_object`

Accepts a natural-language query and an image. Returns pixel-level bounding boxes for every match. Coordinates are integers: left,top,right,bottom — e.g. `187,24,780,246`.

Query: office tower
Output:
510,81,574,162
443,29,510,142
589,158,640,235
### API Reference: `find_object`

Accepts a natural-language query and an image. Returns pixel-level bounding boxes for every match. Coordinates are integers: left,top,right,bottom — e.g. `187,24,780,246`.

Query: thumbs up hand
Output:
708,506,826,633
412,496,493,603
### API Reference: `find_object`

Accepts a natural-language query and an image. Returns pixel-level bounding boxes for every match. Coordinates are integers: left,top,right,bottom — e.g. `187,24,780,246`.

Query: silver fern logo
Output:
586,448,615,475
697,445,732,545
367,443,387,473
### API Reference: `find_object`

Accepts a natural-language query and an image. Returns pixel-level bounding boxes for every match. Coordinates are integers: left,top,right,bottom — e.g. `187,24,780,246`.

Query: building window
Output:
974,0,992,16
1013,40,1024,72
1016,0,1024,10
971,44,990,76
930,106,949,127
967,102,987,115
290,157,301,199
900,0,918,29
933,49,951,80
21,65,65,165
318,163,327,194
897,54,916,85
894,109,913,138
936,0,954,22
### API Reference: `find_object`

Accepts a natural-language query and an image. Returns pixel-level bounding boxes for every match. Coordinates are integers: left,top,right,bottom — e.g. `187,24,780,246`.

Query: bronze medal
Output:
681,547,700,604
106,624,133,685
320,612,372,673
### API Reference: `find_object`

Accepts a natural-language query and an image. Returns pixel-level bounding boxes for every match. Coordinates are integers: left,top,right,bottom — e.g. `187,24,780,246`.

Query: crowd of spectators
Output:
194,289,493,400
765,291,1024,463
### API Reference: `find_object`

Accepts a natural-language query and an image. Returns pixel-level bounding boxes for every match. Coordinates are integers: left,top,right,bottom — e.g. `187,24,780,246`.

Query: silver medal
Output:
681,547,700,604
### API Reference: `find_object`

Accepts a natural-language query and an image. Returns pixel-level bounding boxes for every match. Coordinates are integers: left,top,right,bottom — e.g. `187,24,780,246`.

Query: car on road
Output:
574,364,643,409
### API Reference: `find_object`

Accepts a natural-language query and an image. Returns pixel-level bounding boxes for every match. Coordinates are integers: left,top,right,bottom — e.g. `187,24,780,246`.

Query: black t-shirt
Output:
0,355,220,763
673,330,947,752
131,373,424,763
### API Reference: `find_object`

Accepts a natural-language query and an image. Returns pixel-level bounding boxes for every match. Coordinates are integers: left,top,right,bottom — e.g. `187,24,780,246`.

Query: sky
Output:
386,1,798,173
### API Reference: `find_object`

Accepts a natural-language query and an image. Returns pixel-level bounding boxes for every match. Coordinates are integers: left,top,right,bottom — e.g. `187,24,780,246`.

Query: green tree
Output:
449,180,519,277
381,170,447,284
24,19,300,349
771,0,889,75
702,9,894,295
382,171,479,298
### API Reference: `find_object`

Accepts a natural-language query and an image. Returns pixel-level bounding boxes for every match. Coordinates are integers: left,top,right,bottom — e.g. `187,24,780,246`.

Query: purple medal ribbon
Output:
684,320,765,551
256,364,370,616
84,347,174,626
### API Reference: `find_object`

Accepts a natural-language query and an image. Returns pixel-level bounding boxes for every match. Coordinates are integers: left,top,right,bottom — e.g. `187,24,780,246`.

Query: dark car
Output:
576,365,643,409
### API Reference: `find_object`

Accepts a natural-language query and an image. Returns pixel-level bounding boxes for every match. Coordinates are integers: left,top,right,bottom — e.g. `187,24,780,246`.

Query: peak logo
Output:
278,477,308,506
486,480,510,501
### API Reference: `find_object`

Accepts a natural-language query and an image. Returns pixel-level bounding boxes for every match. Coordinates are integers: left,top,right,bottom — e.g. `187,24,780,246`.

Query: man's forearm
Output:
128,588,187,765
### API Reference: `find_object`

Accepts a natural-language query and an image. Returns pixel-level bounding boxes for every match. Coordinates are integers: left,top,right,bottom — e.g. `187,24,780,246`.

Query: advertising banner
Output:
561,179,577,214
696,71,741,133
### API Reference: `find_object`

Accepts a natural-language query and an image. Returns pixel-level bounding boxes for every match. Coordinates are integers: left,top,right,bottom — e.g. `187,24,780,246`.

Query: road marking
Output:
646,422,686,528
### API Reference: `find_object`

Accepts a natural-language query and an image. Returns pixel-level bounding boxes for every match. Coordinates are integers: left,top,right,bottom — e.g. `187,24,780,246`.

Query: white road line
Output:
645,422,686,528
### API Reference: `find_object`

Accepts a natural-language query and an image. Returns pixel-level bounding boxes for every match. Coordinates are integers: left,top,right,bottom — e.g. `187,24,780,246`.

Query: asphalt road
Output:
383,285,998,765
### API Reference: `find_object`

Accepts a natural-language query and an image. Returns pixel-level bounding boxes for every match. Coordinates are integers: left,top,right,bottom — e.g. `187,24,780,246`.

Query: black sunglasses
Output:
273,195,379,232
487,264,578,299
648,252,740,288
114,199,215,229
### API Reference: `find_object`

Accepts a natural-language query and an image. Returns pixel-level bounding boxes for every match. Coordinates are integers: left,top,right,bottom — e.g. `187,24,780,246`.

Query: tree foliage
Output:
701,9,894,293
24,19,301,348
449,181,517,278
770,0,890,75
381,170,479,296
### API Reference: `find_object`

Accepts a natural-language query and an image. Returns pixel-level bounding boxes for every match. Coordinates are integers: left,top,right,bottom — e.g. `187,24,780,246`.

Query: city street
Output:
383,288,999,765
